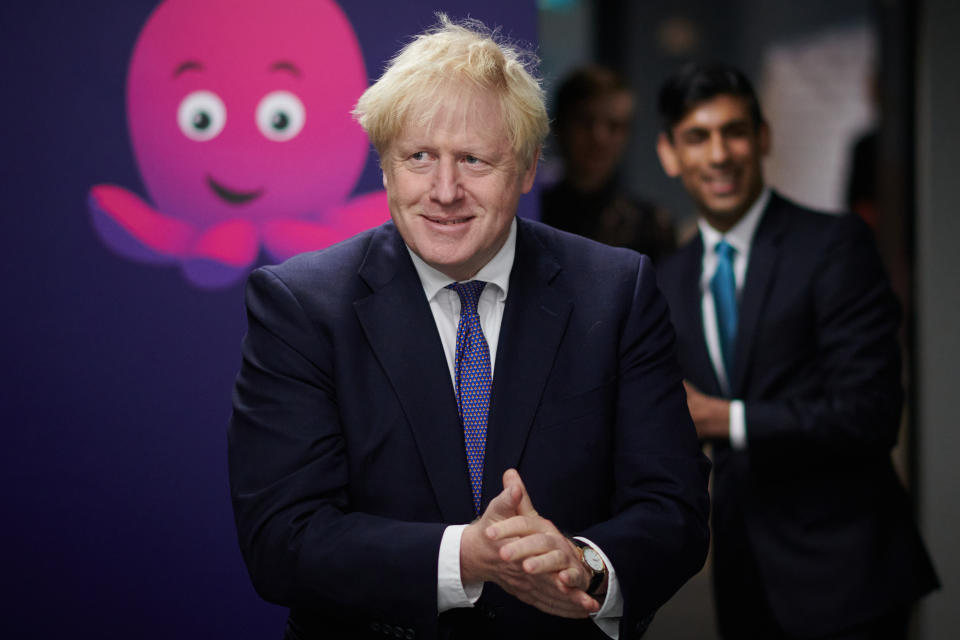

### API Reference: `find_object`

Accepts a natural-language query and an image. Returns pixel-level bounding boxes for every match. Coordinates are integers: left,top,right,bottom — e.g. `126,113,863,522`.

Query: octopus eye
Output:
256,91,305,141
177,90,226,141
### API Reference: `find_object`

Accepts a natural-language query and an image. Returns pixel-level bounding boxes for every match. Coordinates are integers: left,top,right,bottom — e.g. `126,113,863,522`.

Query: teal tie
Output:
711,240,738,381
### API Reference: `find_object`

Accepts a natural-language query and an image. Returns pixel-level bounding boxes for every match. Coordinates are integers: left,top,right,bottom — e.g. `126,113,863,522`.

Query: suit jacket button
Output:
381,624,392,635
405,629,415,639
394,626,404,638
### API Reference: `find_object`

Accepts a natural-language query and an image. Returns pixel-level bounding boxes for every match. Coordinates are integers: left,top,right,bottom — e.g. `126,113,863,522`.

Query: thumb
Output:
502,468,537,516
482,482,521,522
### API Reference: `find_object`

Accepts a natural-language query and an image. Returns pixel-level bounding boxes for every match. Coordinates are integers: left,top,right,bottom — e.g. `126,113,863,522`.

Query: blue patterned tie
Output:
447,280,491,516
711,240,738,381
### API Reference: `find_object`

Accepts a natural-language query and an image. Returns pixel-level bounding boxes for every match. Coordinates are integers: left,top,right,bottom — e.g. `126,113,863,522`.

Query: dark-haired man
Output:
655,63,937,639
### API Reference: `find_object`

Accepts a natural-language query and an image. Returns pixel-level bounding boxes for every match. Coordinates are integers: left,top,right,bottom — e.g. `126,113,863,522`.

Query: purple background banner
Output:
0,1,536,636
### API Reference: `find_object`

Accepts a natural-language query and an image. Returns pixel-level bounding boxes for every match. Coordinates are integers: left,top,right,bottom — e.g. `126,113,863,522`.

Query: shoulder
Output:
517,218,657,313
766,191,870,243
519,216,646,275
247,223,390,310
761,194,882,289
762,192,890,299
518,219,674,339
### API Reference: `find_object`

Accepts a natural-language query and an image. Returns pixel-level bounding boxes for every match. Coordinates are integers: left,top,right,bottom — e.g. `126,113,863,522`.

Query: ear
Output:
381,158,392,189
520,147,540,194
656,133,681,177
758,122,771,156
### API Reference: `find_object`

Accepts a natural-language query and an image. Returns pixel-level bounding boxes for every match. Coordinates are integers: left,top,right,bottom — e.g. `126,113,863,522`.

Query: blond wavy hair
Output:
352,14,548,169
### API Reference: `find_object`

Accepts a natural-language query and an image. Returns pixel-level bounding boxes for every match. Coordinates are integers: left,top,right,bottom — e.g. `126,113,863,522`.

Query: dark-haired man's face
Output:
657,94,768,232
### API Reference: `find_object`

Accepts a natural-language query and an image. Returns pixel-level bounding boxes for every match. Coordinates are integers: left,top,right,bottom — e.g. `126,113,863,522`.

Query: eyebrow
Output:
270,60,302,77
173,60,204,78
681,118,751,134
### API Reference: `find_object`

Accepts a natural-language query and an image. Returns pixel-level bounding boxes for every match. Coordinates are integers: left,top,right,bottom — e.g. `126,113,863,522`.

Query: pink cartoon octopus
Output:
89,0,387,287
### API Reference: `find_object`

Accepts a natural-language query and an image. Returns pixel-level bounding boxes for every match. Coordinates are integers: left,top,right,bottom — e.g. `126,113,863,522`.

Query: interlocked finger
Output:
509,578,599,618
499,530,561,561
521,548,575,575
486,514,541,542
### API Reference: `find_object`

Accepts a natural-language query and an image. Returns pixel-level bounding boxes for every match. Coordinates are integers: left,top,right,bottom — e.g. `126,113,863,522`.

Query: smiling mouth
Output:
425,215,473,225
703,173,739,194
207,175,264,205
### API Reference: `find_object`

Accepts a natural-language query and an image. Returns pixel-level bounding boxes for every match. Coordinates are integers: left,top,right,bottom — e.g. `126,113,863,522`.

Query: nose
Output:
431,157,462,204
589,119,607,142
708,132,730,164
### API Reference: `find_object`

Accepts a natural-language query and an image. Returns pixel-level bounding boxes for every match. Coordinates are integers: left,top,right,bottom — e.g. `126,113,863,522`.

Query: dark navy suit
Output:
657,192,938,638
228,217,711,639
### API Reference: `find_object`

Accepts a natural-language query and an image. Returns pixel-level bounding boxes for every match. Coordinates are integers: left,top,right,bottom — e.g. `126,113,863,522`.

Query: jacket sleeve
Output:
744,213,904,455
582,255,712,637
227,266,446,629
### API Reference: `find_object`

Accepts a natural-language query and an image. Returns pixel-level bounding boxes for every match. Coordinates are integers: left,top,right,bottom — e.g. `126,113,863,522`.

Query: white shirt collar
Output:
697,186,770,257
407,217,516,303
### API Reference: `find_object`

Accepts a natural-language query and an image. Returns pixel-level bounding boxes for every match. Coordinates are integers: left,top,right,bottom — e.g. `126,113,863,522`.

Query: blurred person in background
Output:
541,66,676,262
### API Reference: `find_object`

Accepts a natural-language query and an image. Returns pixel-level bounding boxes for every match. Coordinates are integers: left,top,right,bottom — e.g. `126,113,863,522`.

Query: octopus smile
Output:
207,175,264,205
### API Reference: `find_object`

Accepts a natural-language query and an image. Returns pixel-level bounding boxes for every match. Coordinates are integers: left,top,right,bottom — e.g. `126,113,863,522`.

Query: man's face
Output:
382,90,537,281
561,91,633,190
657,94,769,232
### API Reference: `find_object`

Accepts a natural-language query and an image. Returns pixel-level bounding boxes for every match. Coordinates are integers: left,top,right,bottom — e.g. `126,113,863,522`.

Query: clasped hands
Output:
459,468,602,619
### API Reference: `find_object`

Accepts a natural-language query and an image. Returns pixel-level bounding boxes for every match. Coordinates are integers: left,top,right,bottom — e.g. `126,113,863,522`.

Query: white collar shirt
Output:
408,218,515,388
406,217,623,635
697,187,770,395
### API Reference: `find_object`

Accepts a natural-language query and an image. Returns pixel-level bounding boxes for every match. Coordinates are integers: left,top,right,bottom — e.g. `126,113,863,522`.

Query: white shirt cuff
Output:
729,399,746,449
574,536,623,639
438,524,482,612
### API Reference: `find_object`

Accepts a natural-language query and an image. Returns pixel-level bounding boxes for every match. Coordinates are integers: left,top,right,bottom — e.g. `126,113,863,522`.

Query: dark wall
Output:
0,2,536,636
917,1,960,637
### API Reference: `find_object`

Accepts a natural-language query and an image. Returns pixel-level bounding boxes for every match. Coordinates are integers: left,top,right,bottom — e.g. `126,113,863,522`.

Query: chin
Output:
705,198,749,217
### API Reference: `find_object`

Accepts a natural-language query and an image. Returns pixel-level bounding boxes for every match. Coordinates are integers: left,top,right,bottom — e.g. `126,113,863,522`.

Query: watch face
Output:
583,547,604,572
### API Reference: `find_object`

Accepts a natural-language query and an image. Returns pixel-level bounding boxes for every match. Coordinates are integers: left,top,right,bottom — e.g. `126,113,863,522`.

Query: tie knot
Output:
715,240,736,262
447,280,487,313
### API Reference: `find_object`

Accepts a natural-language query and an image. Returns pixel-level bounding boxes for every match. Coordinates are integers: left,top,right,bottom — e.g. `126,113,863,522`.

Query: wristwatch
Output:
571,539,607,596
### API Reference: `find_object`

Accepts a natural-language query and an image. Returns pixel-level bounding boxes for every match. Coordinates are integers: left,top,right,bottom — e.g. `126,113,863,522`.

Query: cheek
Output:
568,130,592,152
679,166,703,189
730,144,757,164
391,174,431,208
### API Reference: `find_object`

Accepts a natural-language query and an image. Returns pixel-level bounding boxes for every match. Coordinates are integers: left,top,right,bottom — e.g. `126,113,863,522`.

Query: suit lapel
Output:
677,237,723,396
732,194,787,396
481,219,572,508
353,224,475,524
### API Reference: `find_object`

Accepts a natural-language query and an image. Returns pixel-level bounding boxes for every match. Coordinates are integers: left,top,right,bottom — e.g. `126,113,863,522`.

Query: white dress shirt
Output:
697,187,770,449
407,218,623,637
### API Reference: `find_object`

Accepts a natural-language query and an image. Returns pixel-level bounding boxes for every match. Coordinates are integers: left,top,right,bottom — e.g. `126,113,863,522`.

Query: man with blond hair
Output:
229,16,709,640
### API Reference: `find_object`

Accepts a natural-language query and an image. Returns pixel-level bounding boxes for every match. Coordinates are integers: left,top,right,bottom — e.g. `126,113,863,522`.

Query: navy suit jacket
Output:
228,217,711,640
657,192,938,637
